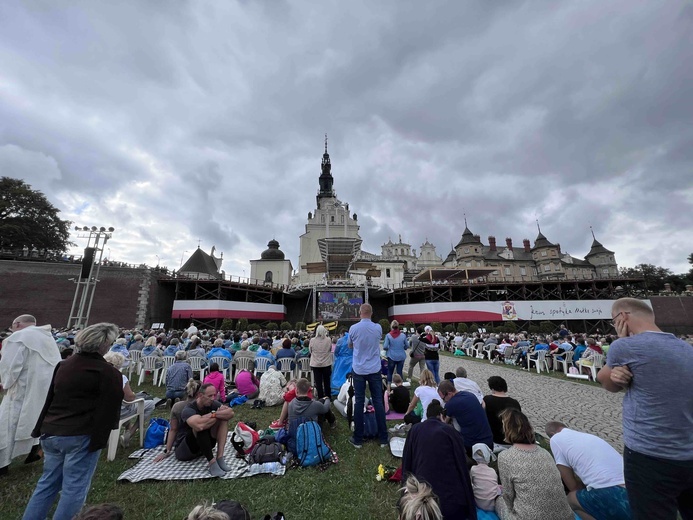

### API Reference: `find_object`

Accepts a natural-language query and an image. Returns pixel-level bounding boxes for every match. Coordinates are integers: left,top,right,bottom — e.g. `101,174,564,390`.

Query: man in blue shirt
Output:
437,380,493,456
348,303,388,448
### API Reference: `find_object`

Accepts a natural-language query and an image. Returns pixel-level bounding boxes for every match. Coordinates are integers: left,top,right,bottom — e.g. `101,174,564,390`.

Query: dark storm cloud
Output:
0,0,691,274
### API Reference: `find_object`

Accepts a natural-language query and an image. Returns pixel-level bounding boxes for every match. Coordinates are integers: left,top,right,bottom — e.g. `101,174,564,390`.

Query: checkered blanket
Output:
117,433,286,482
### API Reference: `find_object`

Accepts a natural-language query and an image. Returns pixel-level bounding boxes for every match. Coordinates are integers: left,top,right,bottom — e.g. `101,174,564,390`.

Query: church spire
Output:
318,134,334,199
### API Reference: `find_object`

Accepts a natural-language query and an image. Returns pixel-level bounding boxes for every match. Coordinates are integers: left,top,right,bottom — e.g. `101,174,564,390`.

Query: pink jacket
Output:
203,371,226,402
235,370,259,397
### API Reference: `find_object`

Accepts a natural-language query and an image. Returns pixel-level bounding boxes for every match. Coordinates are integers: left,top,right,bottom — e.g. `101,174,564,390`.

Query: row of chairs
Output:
130,352,316,387
464,343,605,381
528,350,605,381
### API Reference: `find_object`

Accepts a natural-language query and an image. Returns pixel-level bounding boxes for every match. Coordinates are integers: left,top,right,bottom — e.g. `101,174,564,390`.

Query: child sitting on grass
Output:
389,374,411,414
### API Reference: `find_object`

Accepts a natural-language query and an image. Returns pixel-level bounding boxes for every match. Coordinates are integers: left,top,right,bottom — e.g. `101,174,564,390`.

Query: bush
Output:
379,319,390,334
457,323,468,333
444,324,455,333
280,321,292,331
504,321,517,332
295,321,306,331
539,321,555,334
528,324,541,334
220,318,235,331
237,318,249,331
469,323,479,333
248,323,260,331
404,320,415,331
265,322,279,330
431,322,443,332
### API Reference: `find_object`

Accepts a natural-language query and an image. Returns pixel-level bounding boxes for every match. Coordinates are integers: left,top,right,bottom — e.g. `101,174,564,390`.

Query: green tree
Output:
469,324,479,333
295,321,306,331
248,323,260,331
539,321,555,334
0,177,73,252
280,321,292,331
237,318,249,331
379,319,390,335
220,318,235,331
457,323,468,333
620,263,673,292
444,324,455,333
528,324,541,334
404,320,415,331
265,322,278,330
431,322,443,332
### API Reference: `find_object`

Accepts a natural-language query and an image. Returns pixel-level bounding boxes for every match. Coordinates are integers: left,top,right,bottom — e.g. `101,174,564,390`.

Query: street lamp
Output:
180,250,189,268
155,254,160,267
67,225,115,329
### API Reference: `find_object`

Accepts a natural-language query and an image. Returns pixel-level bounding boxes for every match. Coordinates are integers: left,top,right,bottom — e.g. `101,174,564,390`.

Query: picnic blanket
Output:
385,411,406,421
118,433,285,482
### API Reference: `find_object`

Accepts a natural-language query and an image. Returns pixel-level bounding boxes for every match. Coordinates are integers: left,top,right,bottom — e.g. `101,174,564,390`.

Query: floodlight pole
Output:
67,227,114,329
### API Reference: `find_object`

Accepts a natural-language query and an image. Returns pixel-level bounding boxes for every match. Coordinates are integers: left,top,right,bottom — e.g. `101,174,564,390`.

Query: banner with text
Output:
388,300,652,323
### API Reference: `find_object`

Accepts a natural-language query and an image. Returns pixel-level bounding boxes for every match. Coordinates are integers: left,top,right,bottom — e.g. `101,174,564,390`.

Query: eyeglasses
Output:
611,311,630,324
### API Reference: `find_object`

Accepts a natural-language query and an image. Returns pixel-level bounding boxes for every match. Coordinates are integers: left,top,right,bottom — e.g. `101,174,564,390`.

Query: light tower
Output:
67,226,115,329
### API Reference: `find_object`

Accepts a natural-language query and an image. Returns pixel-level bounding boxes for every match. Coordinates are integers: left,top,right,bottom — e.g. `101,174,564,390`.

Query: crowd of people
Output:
1,297,691,519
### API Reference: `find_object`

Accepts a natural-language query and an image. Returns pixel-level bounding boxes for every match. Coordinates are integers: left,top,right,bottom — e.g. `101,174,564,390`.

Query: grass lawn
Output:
3,379,406,520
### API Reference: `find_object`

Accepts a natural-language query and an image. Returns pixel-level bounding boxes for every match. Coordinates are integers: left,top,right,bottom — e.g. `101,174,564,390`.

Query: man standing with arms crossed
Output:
597,298,693,520
347,303,388,448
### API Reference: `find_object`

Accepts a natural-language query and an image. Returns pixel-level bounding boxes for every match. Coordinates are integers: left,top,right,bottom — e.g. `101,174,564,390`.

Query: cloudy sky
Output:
1,1,692,277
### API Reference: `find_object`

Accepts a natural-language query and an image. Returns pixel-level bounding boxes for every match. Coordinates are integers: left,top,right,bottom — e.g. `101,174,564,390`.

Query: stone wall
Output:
0,260,157,329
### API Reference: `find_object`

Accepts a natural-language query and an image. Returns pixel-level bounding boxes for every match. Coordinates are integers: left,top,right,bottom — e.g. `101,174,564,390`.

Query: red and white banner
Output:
388,299,651,323
172,300,286,321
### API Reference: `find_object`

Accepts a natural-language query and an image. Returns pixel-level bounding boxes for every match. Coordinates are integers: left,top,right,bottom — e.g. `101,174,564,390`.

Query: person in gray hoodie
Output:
287,378,336,428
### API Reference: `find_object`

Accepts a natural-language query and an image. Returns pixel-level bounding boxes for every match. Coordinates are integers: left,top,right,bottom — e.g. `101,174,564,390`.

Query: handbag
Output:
144,417,170,449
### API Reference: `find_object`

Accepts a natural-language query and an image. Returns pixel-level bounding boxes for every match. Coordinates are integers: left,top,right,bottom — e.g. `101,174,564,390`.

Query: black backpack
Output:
248,438,284,464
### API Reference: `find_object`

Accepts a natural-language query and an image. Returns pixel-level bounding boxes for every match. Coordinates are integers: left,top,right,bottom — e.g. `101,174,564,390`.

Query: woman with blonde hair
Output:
397,475,443,520
24,323,124,520
309,324,333,399
404,369,438,422
103,352,155,448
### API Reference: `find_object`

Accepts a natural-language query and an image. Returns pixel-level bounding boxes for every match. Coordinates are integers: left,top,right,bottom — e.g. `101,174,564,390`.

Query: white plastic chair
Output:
158,356,176,386
296,357,313,385
528,350,550,373
254,356,271,378
188,356,206,380
233,356,254,381
137,356,162,386
554,351,573,374
107,398,144,461
127,350,142,380
210,356,230,381
577,353,605,381
276,357,294,380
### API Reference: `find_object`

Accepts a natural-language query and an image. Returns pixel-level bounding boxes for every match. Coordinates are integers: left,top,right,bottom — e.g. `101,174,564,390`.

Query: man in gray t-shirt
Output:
598,297,693,520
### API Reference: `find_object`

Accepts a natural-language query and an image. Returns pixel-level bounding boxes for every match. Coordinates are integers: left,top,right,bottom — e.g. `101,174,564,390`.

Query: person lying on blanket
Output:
171,383,235,477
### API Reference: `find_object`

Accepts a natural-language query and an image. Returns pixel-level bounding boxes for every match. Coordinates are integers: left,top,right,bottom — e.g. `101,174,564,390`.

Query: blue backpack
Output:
363,411,378,439
295,420,331,467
